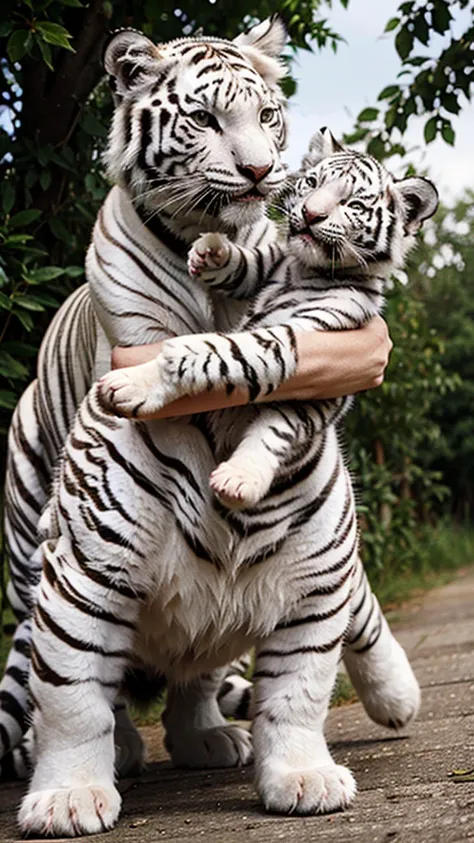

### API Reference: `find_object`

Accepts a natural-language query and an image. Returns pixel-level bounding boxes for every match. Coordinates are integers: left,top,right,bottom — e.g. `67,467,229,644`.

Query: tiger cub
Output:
102,127,438,514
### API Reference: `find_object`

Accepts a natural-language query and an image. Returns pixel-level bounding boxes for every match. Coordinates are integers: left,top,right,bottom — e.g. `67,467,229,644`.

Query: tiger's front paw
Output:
258,762,356,815
188,232,231,280
98,360,171,418
18,784,121,837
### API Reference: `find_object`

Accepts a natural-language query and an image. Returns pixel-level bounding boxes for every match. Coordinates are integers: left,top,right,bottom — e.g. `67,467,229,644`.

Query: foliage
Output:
0,0,347,442
345,191,474,575
345,0,474,161
346,276,459,578
409,191,474,519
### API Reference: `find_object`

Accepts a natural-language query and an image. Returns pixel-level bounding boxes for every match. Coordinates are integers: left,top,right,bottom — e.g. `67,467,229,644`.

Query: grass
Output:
367,523,474,608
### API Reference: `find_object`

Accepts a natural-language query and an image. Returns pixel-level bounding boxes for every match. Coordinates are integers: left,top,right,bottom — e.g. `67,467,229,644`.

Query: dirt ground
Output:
1,570,473,843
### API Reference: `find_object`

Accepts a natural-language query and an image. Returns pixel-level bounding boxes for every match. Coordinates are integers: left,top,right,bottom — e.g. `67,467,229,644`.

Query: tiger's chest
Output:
133,553,298,679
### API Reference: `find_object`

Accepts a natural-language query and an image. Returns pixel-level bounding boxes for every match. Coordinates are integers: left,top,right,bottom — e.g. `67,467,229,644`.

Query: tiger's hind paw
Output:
169,724,253,769
188,232,231,280
210,458,274,510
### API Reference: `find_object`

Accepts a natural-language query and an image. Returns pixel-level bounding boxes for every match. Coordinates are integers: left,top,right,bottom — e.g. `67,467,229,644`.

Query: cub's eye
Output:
191,110,211,128
347,200,366,212
260,107,275,124
306,176,318,189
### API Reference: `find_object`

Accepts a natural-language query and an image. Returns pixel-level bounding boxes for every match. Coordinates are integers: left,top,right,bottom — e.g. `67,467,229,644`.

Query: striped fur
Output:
1,17,288,783
15,128,437,835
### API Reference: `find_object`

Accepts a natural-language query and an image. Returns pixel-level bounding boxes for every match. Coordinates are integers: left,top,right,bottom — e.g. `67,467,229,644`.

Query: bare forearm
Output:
110,316,392,419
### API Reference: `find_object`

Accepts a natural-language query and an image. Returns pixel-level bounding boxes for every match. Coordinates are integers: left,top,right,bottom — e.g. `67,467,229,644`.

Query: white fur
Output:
17,95,428,841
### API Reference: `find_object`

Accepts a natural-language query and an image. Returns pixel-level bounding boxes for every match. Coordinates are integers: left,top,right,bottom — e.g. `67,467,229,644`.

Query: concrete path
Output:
1,569,473,842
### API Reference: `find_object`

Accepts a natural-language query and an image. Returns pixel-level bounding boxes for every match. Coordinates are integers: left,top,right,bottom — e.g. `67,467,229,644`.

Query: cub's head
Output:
286,128,438,274
103,17,288,235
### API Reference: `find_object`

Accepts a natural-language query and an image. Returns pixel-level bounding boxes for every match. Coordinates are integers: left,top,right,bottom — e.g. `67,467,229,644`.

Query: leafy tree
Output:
409,191,474,520
346,0,474,160
346,277,459,579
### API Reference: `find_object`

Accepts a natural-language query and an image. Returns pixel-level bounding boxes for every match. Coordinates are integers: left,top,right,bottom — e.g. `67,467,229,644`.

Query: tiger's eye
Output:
191,110,211,127
348,200,366,212
260,107,275,124
306,176,318,189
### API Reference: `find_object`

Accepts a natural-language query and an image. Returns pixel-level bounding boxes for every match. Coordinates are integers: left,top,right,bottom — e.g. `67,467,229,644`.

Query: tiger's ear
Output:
396,176,439,233
300,127,345,171
233,15,287,86
103,29,164,100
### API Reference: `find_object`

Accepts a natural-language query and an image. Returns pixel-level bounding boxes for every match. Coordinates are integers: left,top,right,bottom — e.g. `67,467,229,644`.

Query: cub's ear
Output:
103,29,164,100
233,15,287,86
396,176,439,233
300,127,345,171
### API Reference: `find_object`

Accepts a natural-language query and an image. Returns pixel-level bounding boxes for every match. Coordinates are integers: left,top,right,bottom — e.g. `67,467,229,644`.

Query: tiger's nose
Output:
303,206,329,226
236,163,273,184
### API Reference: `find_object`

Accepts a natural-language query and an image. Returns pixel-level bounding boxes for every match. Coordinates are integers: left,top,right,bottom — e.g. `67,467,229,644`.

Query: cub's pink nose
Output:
303,207,329,226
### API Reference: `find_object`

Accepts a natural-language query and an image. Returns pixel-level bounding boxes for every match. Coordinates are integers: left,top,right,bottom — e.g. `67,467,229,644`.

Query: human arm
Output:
109,316,392,419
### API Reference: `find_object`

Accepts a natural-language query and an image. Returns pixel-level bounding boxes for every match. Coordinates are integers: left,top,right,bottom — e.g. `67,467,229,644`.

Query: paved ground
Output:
1,569,474,842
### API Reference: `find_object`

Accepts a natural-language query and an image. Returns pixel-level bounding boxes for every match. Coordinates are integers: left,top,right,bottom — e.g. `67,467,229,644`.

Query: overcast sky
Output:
284,0,474,200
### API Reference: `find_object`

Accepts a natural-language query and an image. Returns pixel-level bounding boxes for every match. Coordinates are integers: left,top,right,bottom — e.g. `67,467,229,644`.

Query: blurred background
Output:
0,0,473,621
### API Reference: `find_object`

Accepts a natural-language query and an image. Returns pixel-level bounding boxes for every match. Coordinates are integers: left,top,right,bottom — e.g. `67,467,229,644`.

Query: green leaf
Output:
357,107,379,123
2,341,38,357
37,146,51,167
12,309,34,331
13,295,46,312
384,17,400,32
7,29,29,63
49,217,70,242
25,169,37,189
367,135,386,160
0,350,29,380
27,266,65,283
442,93,460,115
0,266,9,288
0,290,12,310
441,121,455,145
424,116,438,143
65,265,85,278
0,21,14,38
40,169,52,192
413,14,430,45
3,234,34,246
0,390,18,410
35,21,75,51
395,27,414,60
378,85,400,101
36,36,53,70
2,182,15,215
80,111,108,138
9,209,42,228
431,1,452,34
25,291,59,307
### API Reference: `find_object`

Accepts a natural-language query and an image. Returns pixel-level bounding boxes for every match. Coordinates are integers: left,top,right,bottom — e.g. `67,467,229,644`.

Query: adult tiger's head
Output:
103,17,288,237
286,127,438,274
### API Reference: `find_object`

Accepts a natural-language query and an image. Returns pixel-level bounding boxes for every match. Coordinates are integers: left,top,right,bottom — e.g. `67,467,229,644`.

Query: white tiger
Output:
1,16,287,780
18,123,432,834
2,17,417,793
